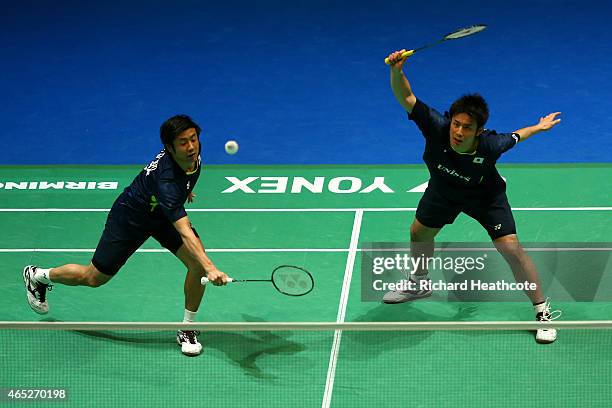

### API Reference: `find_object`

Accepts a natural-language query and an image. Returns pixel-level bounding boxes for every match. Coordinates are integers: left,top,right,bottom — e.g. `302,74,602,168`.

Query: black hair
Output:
448,93,489,129
160,114,201,149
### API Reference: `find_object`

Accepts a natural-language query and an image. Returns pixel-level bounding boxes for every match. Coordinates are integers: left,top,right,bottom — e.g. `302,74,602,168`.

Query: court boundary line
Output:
0,248,349,253
1,207,612,212
3,321,611,330
4,203,611,404
322,209,363,408
3,247,612,253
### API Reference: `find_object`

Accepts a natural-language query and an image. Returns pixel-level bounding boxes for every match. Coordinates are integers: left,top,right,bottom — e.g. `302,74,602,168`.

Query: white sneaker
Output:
23,265,52,314
383,279,433,304
177,330,202,356
535,299,562,344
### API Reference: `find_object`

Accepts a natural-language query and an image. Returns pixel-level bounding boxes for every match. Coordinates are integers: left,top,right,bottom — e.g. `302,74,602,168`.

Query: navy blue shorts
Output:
91,200,198,276
415,186,517,240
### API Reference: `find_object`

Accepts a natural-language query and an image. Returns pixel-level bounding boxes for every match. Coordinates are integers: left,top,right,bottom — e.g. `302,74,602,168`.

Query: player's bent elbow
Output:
403,96,417,113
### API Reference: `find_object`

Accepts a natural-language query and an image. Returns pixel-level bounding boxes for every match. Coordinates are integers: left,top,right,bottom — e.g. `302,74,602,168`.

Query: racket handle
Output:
384,49,415,65
201,277,234,285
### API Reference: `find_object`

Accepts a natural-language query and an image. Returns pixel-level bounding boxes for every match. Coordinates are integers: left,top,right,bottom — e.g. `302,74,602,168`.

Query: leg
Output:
410,186,458,277
493,234,560,343
173,244,208,357
155,222,206,356
467,192,560,343
50,198,143,288
175,244,206,313
382,217,442,304
23,262,113,315
466,192,544,304
153,219,208,313
383,187,458,304
50,263,113,287
23,200,147,315
410,218,441,277
493,234,544,304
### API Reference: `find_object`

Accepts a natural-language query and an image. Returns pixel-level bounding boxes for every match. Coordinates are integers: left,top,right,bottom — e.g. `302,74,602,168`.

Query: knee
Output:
87,276,108,287
495,237,525,259
410,221,437,242
85,265,111,287
410,222,422,241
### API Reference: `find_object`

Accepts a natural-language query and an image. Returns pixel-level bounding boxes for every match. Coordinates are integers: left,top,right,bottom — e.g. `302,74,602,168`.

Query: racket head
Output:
270,265,314,296
444,24,487,40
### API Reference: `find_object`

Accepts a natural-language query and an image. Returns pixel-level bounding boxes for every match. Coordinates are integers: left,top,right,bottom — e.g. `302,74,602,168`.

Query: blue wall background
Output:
1,0,611,165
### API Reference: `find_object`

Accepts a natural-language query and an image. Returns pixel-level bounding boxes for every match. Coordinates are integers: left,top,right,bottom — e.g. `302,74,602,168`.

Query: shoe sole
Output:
23,266,48,315
177,336,202,356
535,329,557,344
535,335,557,344
180,349,202,357
383,291,433,304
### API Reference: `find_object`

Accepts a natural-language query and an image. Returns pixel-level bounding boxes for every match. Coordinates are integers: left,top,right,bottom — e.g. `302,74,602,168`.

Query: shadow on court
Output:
202,314,309,380
347,302,538,355
45,315,310,380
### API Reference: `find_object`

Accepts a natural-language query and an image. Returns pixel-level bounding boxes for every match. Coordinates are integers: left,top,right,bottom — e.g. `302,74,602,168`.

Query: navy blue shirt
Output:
408,99,519,196
120,149,201,223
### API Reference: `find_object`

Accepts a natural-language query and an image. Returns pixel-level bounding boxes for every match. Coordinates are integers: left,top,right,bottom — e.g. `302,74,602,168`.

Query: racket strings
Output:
272,266,314,296
444,24,486,40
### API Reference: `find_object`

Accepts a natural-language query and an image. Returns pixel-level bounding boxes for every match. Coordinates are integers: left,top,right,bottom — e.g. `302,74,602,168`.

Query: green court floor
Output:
1,164,611,407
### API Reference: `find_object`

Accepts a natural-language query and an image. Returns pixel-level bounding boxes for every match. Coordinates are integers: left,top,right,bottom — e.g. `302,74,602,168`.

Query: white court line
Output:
3,247,611,253
514,207,612,211
360,247,612,252
0,207,611,212
0,209,112,212
322,209,363,408
4,321,611,331
0,248,348,253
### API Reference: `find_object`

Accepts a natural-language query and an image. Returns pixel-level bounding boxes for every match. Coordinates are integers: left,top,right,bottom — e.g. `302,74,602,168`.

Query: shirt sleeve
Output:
156,179,188,222
481,131,520,158
407,99,449,140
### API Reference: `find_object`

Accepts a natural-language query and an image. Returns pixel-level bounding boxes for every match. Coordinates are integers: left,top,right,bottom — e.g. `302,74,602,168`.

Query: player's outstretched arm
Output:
388,49,417,113
514,112,562,142
173,216,228,285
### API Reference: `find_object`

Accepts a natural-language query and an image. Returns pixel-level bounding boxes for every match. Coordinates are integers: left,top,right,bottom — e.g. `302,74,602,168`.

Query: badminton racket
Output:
201,265,314,296
385,24,487,65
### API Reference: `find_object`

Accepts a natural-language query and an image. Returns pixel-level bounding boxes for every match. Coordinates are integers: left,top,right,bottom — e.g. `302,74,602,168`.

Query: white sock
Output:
34,268,52,284
183,309,197,323
533,301,547,316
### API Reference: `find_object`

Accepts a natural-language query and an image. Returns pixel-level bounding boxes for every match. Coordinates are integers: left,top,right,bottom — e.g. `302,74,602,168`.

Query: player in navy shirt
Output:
384,49,562,343
23,115,227,356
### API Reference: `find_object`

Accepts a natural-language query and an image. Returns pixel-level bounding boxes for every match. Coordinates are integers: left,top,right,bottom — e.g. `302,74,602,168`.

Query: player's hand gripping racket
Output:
201,265,314,296
384,24,487,65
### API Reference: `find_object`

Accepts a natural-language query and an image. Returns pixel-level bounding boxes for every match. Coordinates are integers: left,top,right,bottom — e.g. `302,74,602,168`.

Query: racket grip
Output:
201,277,234,285
384,49,415,65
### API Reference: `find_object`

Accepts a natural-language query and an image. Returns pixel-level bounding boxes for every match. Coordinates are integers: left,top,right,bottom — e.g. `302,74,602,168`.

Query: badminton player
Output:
22,114,228,356
384,50,562,343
